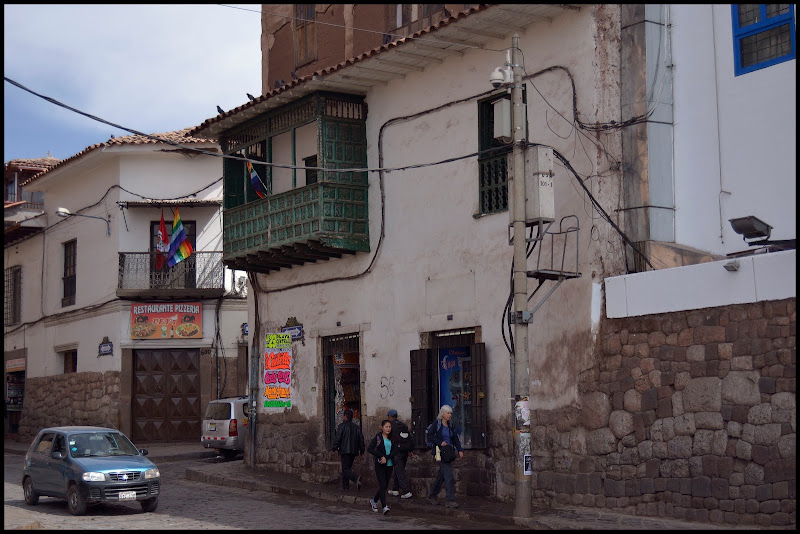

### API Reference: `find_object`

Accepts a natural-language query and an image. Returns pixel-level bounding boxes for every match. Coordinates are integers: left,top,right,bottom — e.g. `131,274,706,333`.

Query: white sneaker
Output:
387,490,399,496
370,499,378,512
382,505,390,515
401,491,413,499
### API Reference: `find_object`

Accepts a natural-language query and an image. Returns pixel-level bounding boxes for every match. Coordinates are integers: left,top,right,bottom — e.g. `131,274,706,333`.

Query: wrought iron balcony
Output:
117,251,225,299
222,181,369,273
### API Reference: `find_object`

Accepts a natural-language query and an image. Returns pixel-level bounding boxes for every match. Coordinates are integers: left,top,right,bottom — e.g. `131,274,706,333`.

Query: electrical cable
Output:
6,75,512,177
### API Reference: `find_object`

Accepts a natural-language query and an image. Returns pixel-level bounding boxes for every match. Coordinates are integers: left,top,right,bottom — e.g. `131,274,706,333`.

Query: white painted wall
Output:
605,249,796,318
250,7,623,420
671,5,796,255
4,143,246,379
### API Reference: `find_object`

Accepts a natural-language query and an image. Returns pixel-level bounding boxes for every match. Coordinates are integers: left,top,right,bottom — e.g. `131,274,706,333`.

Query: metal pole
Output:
510,34,532,519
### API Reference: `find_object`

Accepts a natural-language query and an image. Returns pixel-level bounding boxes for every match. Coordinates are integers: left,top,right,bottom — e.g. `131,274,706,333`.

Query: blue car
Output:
22,426,160,515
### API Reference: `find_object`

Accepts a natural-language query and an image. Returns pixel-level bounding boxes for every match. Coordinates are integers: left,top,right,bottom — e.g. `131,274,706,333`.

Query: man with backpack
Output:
386,408,414,499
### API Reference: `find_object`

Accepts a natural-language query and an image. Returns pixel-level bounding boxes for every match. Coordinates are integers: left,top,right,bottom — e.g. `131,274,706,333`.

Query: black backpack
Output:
396,420,414,452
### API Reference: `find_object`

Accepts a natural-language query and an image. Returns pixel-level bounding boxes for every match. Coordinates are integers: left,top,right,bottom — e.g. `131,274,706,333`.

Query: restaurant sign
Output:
130,302,202,339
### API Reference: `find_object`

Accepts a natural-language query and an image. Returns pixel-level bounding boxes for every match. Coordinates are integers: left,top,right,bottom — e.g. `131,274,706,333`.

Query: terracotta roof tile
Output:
192,5,490,137
5,156,61,169
20,128,216,187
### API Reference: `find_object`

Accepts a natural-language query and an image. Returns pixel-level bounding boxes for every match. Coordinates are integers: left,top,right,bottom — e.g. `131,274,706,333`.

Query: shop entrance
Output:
5,368,25,436
323,333,362,445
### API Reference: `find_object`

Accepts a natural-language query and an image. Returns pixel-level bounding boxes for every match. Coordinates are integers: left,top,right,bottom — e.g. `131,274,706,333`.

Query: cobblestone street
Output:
4,454,516,530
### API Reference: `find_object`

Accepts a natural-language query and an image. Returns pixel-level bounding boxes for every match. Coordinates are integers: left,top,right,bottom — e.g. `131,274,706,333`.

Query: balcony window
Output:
150,219,196,289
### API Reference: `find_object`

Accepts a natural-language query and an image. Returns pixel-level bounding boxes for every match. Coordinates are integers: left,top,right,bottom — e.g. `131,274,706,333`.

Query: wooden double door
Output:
131,349,201,442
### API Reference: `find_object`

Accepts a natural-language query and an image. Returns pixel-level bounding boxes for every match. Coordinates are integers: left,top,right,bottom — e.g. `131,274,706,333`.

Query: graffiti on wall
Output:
264,333,292,409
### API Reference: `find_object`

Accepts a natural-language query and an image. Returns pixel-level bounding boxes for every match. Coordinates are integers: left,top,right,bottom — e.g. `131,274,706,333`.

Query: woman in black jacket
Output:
366,419,395,515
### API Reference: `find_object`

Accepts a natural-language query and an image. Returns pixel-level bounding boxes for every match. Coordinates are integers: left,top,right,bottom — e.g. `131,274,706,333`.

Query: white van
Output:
200,396,248,458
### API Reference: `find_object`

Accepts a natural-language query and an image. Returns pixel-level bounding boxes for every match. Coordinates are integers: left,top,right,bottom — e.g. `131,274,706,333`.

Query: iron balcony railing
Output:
118,251,224,290
222,181,369,272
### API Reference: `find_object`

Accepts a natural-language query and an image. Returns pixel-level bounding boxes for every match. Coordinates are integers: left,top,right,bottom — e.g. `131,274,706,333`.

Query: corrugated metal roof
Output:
192,4,579,140
118,199,222,208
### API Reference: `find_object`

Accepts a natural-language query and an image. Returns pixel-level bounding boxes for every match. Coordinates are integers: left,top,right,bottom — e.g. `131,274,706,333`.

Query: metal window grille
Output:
478,96,512,215
62,239,76,307
4,266,21,325
431,328,476,349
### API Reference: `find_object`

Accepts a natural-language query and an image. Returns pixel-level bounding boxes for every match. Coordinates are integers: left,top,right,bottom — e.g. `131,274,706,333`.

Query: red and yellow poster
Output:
130,302,202,339
264,333,292,408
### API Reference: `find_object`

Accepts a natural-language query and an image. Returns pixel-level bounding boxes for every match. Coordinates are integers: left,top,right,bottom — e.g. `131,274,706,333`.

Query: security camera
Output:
489,66,512,88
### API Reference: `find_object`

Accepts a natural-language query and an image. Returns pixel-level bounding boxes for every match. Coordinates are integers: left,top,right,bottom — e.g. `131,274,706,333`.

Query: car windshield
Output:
68,431,140,458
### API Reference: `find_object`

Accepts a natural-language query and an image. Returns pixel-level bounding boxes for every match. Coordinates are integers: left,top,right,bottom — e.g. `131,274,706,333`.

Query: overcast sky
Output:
3,4,262,162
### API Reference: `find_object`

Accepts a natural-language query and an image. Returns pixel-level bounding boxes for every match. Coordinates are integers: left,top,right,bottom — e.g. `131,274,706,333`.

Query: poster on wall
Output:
438,346,473,448
264,333,292,409
130,302,202,339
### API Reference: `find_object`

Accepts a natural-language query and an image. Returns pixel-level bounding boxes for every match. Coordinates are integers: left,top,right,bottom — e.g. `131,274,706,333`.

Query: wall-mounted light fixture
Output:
723,259,740,272
56,207,111,236
729,216,772,245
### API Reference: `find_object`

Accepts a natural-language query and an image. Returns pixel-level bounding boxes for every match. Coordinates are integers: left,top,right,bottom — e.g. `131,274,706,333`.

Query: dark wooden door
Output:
131,349,201,442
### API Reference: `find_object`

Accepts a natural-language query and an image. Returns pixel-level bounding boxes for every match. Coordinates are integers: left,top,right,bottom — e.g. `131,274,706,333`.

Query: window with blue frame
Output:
732,4,796,76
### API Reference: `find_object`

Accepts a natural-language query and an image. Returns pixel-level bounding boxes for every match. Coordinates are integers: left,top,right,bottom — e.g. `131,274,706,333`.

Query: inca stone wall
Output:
529,298,795,527
17,371,121,442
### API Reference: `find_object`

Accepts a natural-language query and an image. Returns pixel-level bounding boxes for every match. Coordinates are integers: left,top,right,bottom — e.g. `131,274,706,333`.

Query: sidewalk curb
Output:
183,466,540,529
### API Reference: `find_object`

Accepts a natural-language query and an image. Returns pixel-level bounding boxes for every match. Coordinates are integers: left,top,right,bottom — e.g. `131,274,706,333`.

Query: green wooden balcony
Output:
222,181,369,273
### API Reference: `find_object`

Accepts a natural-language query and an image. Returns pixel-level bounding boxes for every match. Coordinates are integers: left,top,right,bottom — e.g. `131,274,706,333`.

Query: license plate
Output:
119,491,136,501
207,423,216,431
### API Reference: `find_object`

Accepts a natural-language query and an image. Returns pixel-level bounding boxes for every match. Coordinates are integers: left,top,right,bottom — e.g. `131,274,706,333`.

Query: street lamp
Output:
55,207,111,236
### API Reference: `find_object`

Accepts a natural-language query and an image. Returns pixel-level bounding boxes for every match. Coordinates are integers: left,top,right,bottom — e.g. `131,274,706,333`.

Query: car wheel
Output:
23,477,39,505
141,497,158,512
67,484,87,515
221,448,238,460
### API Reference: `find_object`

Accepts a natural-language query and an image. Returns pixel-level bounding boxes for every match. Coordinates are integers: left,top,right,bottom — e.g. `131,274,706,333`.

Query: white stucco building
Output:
188,4,794,524
4,129,248,442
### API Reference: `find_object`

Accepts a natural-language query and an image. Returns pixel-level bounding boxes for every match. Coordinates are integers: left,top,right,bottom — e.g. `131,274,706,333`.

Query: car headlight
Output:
144,468,160,479
82,472,106,482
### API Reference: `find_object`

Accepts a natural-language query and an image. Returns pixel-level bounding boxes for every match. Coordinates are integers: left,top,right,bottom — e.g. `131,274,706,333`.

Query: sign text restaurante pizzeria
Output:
130,302,203,339
132,303,201,315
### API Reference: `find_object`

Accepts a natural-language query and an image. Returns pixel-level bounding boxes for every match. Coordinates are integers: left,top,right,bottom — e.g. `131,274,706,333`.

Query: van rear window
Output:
204,403,232,420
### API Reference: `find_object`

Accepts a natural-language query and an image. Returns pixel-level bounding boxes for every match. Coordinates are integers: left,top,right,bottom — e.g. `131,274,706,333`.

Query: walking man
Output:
331,409,365,491
386,408,414,499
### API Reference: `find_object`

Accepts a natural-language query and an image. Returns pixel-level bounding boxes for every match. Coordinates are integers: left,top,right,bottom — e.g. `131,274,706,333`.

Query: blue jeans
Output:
428,460,455,501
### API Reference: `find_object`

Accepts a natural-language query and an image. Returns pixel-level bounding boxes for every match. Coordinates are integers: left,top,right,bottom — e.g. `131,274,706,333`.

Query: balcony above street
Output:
222,181,368,273
117,251,225,299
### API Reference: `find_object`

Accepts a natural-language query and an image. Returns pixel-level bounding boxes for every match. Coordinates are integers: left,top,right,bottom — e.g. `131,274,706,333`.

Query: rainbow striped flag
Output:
167,207,193,267
247,161,267,198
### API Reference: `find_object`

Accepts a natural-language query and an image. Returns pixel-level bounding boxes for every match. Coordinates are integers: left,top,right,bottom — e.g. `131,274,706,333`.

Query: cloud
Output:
4,4,261,159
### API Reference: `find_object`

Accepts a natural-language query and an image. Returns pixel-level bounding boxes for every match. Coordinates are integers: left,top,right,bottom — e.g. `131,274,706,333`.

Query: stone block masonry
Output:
532,298,795,527
17,371,121,442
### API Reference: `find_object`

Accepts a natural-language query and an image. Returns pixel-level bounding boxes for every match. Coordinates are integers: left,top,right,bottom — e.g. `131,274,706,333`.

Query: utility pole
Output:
509,33,531,519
